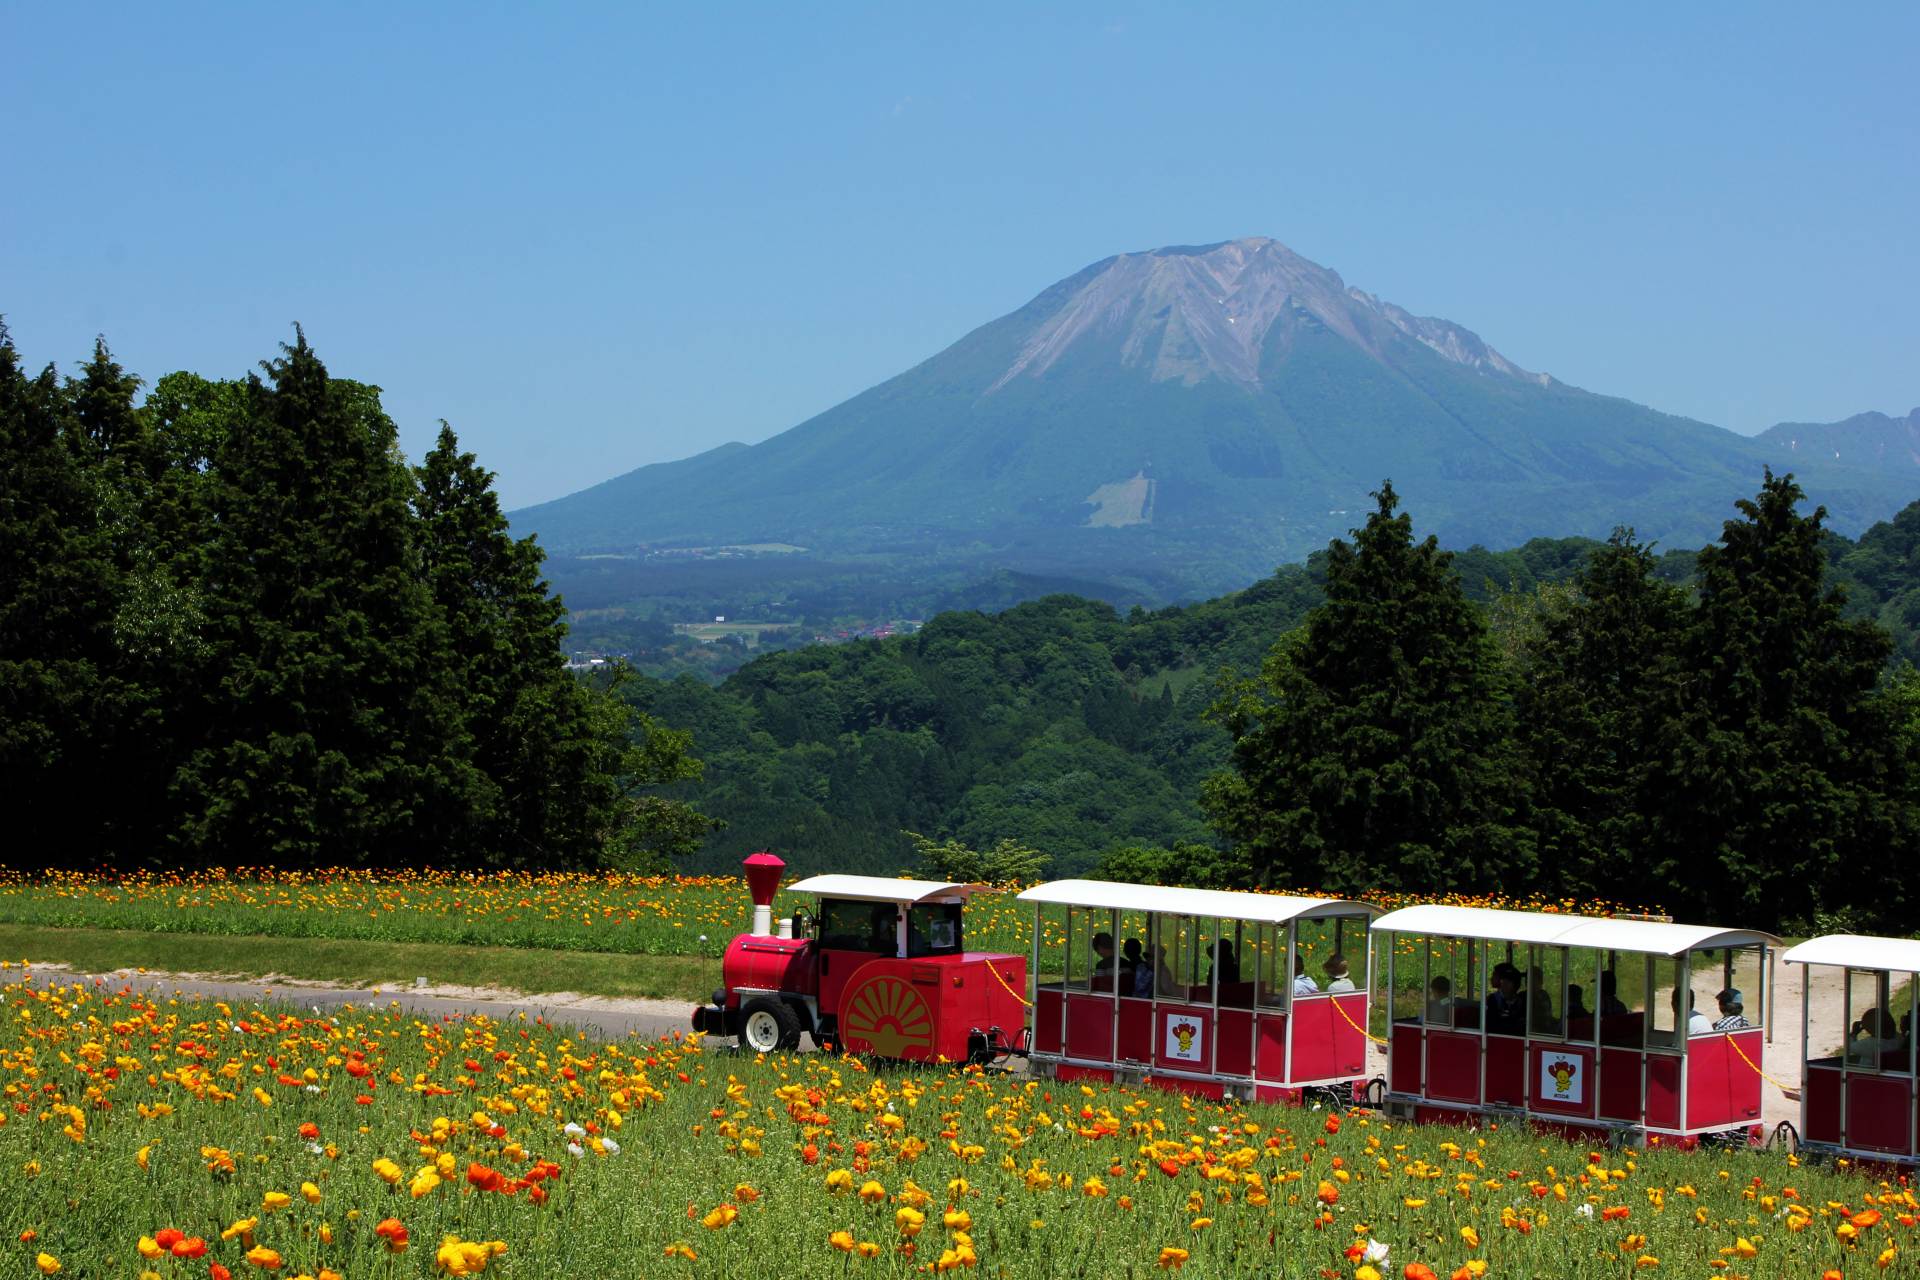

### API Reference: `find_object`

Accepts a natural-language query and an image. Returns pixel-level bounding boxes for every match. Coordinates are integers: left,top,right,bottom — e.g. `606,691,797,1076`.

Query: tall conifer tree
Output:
0,326,123,864
1652,471,1912,928
413,423,613,864
1206,482,1532,892
1511,530,1688,898
173,331,464,865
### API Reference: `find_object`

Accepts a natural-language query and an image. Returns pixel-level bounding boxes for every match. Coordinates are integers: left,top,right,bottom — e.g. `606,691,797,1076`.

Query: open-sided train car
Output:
1782,934,1920,1164
1372,904,1780,1143
1014,879,1380,1101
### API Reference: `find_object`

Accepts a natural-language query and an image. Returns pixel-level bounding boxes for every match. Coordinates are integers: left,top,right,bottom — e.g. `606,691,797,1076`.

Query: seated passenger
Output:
1119,938,1143,993
1425,975,1455,1024
1092,932,1116,984
1323,953,1356,993
1678,988,1712,1037
1208,940,1240,986
1599,971,1629,1018
1136,944,1178,997
1526,965,1559,1035
1849,1008,1902,1063
1292,959,1320,999
1565,984,1593,1023
1485,964,1525,1035
1711,987,1751,1031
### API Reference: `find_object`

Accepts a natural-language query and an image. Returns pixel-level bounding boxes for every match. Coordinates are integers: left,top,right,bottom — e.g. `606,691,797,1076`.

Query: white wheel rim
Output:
743,1010,780,1051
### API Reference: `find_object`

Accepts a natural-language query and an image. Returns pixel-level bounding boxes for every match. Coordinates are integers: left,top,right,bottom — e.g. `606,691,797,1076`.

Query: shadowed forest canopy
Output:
0,324,709,873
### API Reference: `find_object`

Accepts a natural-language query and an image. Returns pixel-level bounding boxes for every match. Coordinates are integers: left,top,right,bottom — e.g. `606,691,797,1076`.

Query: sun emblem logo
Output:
841,976,935,1059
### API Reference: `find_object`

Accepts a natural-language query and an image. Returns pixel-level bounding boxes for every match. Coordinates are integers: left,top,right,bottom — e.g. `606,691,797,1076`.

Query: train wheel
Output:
740,997,801,1053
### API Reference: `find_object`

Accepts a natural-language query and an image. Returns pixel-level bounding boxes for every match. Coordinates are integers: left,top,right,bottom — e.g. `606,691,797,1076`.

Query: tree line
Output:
1,325,709,872
1208,476,1916,934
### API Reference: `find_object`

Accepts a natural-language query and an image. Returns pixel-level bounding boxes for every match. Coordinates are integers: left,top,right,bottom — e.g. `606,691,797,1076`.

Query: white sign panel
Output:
1539,1054,1585,1105
1163,1013,1206,1062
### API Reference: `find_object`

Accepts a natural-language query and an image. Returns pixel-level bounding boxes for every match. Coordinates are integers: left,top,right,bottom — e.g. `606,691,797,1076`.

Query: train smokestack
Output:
742,851,784,937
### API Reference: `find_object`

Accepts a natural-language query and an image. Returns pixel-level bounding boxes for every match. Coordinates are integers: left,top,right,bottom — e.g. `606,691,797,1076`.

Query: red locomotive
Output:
690,853,1028,1063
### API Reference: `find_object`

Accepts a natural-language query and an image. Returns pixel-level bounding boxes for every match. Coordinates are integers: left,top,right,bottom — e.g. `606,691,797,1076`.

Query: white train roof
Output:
1372,904,1778,956
785,875,980,904
1783,934,1920,974
1016,879,1377,925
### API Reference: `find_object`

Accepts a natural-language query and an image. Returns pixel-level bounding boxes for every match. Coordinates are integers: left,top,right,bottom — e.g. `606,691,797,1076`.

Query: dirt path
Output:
0,962,695,1043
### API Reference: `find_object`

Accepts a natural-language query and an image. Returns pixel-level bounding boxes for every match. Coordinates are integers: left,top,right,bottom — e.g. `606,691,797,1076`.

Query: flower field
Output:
0,871,1655,966
0,977,1905,1279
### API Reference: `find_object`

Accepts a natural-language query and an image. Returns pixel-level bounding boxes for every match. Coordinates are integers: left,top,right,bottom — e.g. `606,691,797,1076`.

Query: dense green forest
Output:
11,320,1920,933
627,479,1920,933
0,325,708,871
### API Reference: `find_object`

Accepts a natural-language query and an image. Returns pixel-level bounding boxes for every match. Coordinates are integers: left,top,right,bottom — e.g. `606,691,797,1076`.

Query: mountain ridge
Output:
515,237,1920,600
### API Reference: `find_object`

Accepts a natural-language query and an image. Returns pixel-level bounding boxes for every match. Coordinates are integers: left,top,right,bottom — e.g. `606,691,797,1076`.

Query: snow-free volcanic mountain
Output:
516,238,1919,599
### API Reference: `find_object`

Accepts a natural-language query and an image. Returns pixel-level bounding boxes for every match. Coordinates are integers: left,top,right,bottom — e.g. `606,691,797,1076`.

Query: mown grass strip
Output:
0,923,719,1003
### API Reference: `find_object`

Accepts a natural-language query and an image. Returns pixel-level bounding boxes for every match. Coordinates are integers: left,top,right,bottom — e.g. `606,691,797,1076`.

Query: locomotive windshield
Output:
819,899,899,953
908,902,963,957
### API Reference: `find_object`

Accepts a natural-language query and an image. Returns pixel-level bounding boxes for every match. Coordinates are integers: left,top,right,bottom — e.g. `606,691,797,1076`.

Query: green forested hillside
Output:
615,534,1631,878
626,497,1920,916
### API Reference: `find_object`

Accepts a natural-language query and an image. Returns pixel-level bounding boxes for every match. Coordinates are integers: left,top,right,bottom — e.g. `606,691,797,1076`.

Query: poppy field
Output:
0,975,1908,1280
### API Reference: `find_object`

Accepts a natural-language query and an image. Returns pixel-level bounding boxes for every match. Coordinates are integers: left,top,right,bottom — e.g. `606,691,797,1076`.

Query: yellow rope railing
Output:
985,961,1033,1008
1727,1034,1798,1096
1332,996,1389,1046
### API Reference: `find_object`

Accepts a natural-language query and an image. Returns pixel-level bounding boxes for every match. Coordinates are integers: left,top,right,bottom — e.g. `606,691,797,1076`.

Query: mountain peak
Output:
990,237,1546,393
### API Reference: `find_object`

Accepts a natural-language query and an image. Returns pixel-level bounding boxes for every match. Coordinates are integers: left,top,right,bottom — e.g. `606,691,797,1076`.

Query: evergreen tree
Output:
1204,482,1531,893
62,340,180,859
1653,471,1913,929
1510,530,1688,900
172,330,467,866
414,423,621,865
0,325,124,864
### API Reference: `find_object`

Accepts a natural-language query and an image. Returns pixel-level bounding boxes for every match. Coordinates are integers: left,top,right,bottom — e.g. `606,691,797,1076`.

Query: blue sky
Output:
5,3,1915,508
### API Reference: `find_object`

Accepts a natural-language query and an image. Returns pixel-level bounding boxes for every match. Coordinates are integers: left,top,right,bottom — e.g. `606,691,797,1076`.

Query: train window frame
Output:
818,898,899,954
906,901,963,958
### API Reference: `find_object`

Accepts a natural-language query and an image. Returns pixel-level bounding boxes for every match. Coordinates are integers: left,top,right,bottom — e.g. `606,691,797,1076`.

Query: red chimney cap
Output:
742,851,785,908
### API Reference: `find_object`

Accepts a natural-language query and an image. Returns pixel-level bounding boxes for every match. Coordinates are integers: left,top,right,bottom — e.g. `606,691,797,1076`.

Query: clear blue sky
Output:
5,3,1915,509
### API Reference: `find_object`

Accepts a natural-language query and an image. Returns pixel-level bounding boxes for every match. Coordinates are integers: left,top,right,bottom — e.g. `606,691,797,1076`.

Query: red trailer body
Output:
1784,935,1920,1165
1017,879,1379,1103
1374,905,1779,1145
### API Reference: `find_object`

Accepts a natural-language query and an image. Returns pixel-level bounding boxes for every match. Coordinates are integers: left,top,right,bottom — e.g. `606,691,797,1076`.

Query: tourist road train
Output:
689,853,1920,1161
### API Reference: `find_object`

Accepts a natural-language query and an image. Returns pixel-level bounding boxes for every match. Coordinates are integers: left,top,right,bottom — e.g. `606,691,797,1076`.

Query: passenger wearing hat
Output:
1712,988,1751,1031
